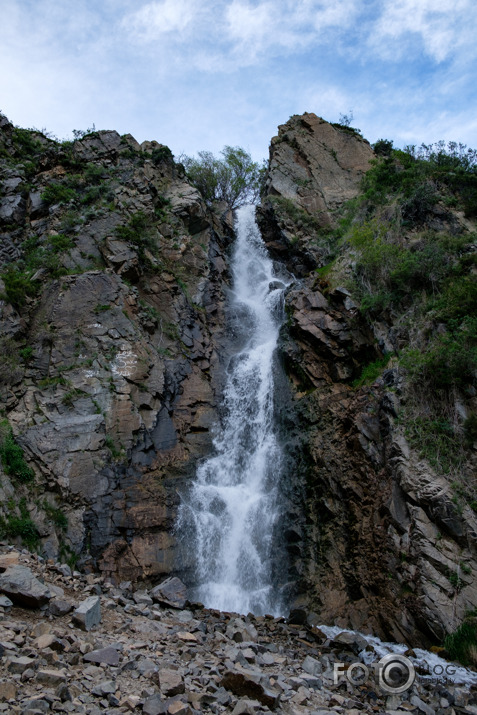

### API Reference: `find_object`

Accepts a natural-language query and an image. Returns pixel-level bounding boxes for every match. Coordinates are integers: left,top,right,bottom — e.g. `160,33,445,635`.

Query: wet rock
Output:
226,618,258,643
332,631,369,654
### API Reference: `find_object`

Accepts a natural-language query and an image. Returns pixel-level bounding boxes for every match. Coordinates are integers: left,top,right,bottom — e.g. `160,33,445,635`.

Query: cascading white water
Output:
179,204,287,616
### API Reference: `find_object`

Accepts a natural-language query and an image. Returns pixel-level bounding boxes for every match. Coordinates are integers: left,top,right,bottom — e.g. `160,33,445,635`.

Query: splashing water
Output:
178,204,288,616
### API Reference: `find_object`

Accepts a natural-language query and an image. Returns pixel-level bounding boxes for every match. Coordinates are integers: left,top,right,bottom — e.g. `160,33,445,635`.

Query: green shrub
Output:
11,127,43,157
403,415,465,474
361,140,477,217
49,234,74,253
402,318,477,392
373,139,393,156
444,619,477,666
19,346,33,361
115,211,157,260
41,183,77,205
270,196,323,233
151,146,173,164
349,220,474,315
464,414,477,445
352,356,390,387
429,276,477,322
43,500,68,531
0,423,34,483
104,435,121,459
401,181,439,224
84,163,106,184
0,498,39,550
0,267,39,308
61,389,86,407
0,230,76,308
182,145,264,209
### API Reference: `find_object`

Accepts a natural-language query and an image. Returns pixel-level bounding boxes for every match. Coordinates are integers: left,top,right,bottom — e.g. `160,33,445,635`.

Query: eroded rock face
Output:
257,112,374,276
262,113,477,646
0,115,232,582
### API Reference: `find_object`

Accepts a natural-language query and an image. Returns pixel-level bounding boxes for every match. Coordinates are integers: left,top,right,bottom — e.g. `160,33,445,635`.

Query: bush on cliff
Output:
182,146,264,209
0,421,34,483
342,141,477,480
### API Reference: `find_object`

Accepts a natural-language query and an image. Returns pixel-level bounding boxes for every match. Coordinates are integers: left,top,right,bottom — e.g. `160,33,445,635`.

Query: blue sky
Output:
2,0,477,162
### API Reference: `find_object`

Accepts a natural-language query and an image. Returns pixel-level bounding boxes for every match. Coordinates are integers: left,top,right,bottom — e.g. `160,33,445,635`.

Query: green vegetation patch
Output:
0,421,34,483
0,232,77,308
340,140,477,479
352,356,391,388
444,616,477,667
43,500,68,531
115,211,159,262
182,145,264,209
0,497,39,550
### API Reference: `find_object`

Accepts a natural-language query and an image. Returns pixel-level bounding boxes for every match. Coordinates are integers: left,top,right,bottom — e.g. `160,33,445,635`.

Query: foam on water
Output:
178,204,288,616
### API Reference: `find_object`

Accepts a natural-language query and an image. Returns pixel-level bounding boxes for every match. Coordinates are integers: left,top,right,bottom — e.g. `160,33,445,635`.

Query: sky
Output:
1,0,477,162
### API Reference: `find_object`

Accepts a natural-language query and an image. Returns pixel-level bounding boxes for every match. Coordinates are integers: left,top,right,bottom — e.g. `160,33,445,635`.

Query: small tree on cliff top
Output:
182,146,264,210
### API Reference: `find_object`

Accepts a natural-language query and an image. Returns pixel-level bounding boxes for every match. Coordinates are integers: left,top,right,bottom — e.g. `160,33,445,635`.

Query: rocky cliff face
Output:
2,110,477,653
260,113,477,647
0,116,232,583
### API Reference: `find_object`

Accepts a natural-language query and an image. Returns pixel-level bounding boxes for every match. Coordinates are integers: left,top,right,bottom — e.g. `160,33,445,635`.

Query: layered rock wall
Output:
0,117,232,582
261,113,477,646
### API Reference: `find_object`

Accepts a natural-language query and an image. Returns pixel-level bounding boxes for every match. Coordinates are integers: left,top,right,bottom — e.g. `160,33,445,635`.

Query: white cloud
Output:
224,0,358,58
124,0,199,40
372,0,477,63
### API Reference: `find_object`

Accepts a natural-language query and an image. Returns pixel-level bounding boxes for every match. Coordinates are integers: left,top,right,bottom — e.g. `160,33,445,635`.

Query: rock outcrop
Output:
0,117,232,582
261,113,477,646
258,112,374,276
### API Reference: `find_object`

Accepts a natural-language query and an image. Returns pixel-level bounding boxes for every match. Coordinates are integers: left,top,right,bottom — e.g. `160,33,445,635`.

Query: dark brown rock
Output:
151,577,187,609
220,671,280,709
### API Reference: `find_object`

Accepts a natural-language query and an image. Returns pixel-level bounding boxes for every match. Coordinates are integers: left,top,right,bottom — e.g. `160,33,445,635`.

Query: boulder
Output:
150,577,187,609
84,646,120,666
72,595,101,631
0,565,51,608
143,694,166,715
159,668,185,696
49,599,73,616
220,671,280,710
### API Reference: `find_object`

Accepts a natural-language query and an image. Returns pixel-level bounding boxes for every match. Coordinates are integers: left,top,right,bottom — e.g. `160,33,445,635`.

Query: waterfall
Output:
178,204,288,616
